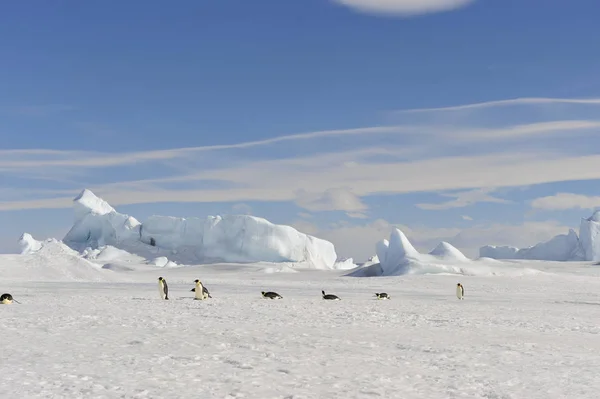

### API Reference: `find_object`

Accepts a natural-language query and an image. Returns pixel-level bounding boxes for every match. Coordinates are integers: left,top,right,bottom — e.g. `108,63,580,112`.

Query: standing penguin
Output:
456,283,464,300
158,277,169,300
193,279,211,300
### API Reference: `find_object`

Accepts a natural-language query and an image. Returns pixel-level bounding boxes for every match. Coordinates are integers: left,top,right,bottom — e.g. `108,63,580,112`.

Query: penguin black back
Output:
375,292,390,299
0,293,17,304
322,290,340,300
261,291,282,299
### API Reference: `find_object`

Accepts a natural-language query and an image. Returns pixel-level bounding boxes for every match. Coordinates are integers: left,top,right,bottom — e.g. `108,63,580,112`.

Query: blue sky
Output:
2,0,600,260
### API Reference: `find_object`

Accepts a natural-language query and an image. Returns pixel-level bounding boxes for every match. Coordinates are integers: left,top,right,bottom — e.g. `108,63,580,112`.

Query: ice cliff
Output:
479,210,600,262
56,189,338,269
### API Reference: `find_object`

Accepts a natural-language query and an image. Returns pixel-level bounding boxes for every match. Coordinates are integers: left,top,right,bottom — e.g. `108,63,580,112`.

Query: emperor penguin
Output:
158,277,169,300
0,293,15,304
193,279,211,300
375,292,390,300
322,290,340,300
456,283,464,300
261,291,282,299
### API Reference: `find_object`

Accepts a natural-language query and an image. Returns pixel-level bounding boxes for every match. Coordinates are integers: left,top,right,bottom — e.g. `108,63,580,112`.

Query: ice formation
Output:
58,189,338,269
480,210,600,262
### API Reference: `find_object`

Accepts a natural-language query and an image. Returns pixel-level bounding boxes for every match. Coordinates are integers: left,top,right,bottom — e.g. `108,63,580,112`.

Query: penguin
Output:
158,277,169,300
192,279,211,300
322,290,340,300
375,292,390,300
261,291,282,299
190,280,212,299
0,293,15,304
456,283,464,300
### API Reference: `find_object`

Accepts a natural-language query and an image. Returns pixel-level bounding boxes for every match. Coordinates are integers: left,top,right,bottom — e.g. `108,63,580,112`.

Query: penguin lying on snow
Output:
322,290,340,300
192,279,211,300
375,292,390,300
1,293,20,304
261,291,282,299
158,277,169,300
456,283,464,300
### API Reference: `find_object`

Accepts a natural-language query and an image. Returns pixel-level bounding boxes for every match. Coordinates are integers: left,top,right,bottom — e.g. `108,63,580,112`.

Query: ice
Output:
429,241,470,261
18,233,43,254
480,210,600,262
61,189,338,269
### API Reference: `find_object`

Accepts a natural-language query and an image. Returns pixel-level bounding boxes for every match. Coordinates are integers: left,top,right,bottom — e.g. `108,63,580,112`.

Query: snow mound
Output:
348,227,540,277
429,241,469,261
18,233,43,254
1,236,119,282
149,256,179,268
579,211,600,261
62,189,338,269
480,210,600,262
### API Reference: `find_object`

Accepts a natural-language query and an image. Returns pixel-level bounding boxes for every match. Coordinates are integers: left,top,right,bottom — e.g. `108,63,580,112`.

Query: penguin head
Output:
261,291,265,295
194,279,200,283
158,277,164,282
457,283,462,287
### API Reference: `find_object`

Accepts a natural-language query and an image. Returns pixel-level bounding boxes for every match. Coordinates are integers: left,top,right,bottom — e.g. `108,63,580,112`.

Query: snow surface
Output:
2,248,600,398
59,189,339,269
480,210,600,262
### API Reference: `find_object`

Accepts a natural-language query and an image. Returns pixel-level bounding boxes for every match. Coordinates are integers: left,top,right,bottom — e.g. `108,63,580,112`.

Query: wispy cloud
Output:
395,97,600,114
3,96,600,213
331,0,476,17
416,188,511,210
530,193,600,211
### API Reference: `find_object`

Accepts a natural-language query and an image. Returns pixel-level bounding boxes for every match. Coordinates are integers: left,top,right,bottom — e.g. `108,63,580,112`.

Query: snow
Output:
1,249,600,398
61,189,338,269
429,241,470,261
18,233,42,254
579,210,600,261
355,228,505,277
480,210,600,262
5,193,600,397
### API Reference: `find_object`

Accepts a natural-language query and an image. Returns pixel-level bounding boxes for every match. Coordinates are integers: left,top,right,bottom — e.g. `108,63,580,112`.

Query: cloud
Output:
331,0,476,16
294,187,368,213
416,188,512,210
529,193,600,211
395,97,600,114
461,215,473,221
4,96,600,214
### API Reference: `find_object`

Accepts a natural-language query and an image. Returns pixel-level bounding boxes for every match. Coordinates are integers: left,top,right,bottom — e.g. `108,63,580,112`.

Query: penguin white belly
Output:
159,282,166,300
1,298,12,304
456,286,464,300
195,284,206,300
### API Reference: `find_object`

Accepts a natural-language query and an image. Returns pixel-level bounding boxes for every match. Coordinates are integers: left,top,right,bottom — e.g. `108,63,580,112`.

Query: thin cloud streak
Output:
5,152,600,211
395,97,600,114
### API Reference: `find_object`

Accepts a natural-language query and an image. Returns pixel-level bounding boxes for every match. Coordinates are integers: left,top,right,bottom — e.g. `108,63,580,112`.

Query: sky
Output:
2,0,600,261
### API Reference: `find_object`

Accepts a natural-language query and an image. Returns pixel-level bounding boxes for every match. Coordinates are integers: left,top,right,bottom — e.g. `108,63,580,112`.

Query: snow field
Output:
2,269,600,398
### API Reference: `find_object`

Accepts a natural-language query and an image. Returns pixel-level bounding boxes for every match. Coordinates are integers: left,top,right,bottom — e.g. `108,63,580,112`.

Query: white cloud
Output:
4,96,600,214
529,193,600,211
461,215,473,221
396,97,600,114
416,188,512,210
294,187,368,213
332,0,476,16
